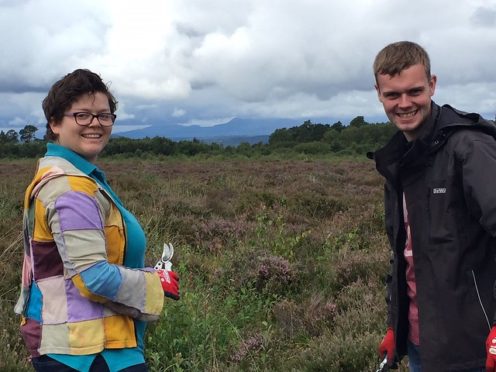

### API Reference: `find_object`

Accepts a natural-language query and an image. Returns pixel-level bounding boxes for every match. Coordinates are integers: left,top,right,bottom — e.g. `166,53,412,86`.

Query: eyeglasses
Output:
64,112,117,126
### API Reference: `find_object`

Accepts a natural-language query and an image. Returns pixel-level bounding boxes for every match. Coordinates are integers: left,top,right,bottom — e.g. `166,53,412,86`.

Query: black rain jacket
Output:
372,102,496,372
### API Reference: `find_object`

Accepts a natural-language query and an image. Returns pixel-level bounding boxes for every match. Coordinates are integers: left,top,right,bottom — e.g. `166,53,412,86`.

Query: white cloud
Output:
179,116,234,127
172,108,186,117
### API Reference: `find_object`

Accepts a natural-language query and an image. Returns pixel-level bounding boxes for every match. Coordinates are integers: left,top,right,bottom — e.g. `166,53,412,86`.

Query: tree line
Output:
0,124,38,144
0,117,397,158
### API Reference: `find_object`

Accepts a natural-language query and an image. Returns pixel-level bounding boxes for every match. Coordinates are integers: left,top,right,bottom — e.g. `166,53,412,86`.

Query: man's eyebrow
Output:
382,86,425,96
382,90,399,97
408,86,425,92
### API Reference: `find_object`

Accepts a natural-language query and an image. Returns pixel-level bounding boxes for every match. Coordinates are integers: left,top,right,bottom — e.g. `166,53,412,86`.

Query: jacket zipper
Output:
472,270,491,331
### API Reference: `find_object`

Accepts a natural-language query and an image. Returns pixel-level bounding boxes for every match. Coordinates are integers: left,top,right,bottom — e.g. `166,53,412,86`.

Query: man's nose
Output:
398,94,411,108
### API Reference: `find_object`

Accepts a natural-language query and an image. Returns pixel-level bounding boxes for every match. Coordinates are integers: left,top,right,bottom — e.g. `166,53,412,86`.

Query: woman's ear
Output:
49,119,60,135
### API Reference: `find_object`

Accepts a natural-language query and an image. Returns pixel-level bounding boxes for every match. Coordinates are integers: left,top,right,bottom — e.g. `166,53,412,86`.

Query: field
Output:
0,156,408,371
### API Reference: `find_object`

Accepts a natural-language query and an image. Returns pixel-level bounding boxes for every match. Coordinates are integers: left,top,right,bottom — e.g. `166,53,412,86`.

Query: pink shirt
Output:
403,194,420,345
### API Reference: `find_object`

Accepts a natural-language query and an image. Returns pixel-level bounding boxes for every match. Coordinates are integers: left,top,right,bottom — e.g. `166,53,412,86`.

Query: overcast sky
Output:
1,0,496,134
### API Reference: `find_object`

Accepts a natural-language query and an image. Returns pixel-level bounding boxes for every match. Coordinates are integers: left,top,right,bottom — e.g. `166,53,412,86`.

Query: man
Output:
372,41,496,372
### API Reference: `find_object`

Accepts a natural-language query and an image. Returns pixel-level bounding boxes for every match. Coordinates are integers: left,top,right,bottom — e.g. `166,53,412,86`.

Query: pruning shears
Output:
154,243,174,271
376,355,397,372
376,356,388,372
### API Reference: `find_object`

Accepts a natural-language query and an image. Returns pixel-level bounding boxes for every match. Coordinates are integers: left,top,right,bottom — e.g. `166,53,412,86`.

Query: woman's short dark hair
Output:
42,69,118,141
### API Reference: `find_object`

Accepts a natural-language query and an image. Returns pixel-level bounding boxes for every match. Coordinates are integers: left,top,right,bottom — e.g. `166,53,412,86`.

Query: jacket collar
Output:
373,102,440,181
45,143,107,184
373,102,496,183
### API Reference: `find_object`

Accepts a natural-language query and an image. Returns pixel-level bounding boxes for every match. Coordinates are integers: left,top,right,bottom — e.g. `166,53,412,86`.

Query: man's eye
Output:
76,113,91,120
385,94,399,100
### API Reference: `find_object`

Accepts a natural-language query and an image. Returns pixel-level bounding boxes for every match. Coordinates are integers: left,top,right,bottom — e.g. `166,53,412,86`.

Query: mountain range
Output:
115,117,306,144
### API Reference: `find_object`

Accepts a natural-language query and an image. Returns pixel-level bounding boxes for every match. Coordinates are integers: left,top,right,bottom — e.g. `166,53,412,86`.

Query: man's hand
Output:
157,270,180,300
378,327,395,365
486,326,496,371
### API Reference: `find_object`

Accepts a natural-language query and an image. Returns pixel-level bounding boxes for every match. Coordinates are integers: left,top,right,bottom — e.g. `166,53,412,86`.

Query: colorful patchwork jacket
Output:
14,155,164,357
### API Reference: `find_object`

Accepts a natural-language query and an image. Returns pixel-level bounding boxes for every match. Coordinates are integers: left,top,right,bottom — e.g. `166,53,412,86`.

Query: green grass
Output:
0,156,409,371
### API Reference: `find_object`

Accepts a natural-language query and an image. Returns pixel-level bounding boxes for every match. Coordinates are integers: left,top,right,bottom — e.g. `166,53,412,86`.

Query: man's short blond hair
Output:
373,41,431,82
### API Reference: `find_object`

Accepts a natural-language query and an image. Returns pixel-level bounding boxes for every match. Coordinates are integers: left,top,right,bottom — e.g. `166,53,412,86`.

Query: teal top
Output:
43,143,148,371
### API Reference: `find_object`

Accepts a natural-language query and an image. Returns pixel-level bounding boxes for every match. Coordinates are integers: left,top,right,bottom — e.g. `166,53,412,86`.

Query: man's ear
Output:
375,84,383,103
429,74,437,96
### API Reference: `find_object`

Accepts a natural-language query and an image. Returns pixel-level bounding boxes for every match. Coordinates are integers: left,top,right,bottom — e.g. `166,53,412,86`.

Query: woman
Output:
14,69,179,372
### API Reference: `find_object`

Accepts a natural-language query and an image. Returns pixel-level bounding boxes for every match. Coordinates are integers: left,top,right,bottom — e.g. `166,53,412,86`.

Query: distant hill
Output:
116,117,303,141
200,135,269,145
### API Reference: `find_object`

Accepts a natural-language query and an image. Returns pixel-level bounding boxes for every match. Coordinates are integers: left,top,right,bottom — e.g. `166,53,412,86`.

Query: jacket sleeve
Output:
459,133,496,236
36,176,164,320
458,132,496,324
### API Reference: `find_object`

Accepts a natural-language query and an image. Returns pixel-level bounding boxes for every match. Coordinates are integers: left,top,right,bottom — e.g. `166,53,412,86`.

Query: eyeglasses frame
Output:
64,112,117,127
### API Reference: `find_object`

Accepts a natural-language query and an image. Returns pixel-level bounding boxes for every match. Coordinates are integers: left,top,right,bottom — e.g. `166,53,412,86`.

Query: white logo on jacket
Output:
433,188,447,194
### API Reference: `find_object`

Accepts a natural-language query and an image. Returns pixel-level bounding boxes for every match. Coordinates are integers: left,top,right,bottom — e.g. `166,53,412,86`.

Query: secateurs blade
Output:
154,243,174,271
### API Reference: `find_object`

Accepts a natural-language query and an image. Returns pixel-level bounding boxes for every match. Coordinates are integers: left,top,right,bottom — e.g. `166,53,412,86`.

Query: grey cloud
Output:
471,6,496,27
0,80,48,94
0,0,109,94
1,0,496,130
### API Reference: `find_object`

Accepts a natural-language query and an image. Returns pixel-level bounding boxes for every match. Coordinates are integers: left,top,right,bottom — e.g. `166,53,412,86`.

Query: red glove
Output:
378,327,395,365
157,270,180,300
486,326,496,371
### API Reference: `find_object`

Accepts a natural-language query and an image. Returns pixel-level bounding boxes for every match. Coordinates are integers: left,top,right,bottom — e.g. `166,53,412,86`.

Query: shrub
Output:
1,157,393,371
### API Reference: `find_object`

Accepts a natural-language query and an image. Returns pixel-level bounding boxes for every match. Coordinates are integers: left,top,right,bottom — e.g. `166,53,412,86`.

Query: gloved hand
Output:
378,327,395,365
486,326,496,371
157,270,180,300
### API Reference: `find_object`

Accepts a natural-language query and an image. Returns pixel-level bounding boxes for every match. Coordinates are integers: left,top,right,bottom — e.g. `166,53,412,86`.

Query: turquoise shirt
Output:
39,144,148,371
